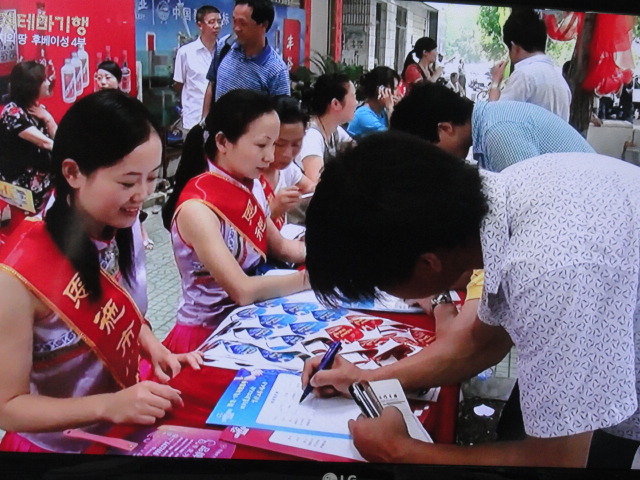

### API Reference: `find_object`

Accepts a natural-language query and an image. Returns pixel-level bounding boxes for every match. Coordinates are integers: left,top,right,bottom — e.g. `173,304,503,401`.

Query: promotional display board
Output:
1,1,306,125
134,0,306,79
0,0,136,122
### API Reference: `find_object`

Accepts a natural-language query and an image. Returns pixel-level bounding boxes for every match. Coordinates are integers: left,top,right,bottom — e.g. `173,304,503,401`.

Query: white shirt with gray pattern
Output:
477,152,640,439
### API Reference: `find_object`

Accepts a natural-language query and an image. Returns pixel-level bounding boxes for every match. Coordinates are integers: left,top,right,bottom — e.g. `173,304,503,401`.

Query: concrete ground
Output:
143,205,181,341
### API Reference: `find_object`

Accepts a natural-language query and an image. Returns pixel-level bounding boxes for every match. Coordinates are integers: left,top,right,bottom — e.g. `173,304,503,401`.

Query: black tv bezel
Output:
1,0,639,478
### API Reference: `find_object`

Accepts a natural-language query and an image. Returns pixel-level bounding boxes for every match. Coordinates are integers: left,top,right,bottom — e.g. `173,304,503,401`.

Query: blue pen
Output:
299,340,342,403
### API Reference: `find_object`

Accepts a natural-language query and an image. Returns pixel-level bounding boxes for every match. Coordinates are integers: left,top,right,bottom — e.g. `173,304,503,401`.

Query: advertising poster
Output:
134,0,306,79
0,0,136,122
198,290,436,373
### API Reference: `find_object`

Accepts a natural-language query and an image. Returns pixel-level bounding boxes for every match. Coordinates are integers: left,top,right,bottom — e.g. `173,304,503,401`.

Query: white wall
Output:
404,0,430,46
310,0,330,70
382,2,397,68
367,1,377,69
342,0,437,71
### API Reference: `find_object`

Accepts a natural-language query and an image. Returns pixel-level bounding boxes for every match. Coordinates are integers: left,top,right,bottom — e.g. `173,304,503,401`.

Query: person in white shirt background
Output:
488,8,571,122
173,5,221,134
447,72,466,98
295,73,357,184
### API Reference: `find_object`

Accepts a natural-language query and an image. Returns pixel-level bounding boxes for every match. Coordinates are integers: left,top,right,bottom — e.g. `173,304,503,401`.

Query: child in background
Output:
260,96,315,230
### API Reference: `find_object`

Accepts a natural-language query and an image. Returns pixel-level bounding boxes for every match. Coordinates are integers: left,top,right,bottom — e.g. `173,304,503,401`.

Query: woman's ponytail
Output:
401,49,417,80
162,124,208,230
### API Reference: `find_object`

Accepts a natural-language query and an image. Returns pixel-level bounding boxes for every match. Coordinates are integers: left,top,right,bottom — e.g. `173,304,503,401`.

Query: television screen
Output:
0,0,639,479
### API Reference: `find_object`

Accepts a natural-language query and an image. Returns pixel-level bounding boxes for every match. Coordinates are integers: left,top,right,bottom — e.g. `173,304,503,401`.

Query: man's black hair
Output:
235,0,275,31
305,131,488,305
196,5,220,23
503,8,547,53
390,82,474,143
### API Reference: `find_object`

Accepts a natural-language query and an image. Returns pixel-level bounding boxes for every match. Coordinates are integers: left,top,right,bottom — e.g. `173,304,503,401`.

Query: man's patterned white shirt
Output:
477,152,640,439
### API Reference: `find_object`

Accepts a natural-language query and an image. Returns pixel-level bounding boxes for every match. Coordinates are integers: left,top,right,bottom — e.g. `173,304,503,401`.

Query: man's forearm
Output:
488,83,501,101
366,312,512,391
391,432,592,467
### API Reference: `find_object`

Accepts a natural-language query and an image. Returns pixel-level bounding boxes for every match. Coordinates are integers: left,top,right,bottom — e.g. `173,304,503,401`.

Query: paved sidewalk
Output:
142,207,181,340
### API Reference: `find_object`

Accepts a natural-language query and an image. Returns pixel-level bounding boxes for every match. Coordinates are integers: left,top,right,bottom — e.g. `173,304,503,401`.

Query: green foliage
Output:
442,5,486,63
290,51,366,101
546,37,576,67
443,35,484,63
477,6,509,61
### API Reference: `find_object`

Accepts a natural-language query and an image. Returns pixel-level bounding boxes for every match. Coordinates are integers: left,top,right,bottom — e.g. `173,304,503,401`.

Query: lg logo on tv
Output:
322,474,357,480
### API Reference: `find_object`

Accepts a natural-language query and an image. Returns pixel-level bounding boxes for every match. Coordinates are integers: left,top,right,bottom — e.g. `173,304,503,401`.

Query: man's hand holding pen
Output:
301,345,367,399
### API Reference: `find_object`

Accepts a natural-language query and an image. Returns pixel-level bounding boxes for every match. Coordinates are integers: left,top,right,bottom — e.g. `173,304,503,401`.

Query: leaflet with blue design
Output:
198,290,437,372
206,368,361,439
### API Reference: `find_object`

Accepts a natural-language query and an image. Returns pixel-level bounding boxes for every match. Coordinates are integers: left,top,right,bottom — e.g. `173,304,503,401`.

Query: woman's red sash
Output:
0,219,143,388
176,172,268,258
258,176,285,231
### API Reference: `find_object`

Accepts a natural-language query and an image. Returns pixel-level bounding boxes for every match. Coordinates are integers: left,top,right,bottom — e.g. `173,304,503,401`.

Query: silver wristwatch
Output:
430,292,453,311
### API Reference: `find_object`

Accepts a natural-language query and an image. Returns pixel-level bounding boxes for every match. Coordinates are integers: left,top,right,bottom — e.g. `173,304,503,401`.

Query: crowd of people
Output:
0,0,639,471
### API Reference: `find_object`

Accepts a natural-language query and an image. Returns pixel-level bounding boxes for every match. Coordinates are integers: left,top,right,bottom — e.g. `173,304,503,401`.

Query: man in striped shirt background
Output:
390,82,594,173
201,0,290,119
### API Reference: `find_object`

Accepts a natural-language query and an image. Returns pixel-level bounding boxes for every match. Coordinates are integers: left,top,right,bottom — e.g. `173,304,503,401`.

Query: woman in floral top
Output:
0,61,57,231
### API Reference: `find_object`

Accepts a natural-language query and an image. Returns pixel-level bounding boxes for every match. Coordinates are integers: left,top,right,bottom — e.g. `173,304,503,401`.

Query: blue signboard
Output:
134,0,305,78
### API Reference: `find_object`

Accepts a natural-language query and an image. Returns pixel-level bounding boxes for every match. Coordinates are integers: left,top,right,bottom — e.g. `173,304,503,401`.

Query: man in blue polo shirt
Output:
390,82,594,172
201,0,290,119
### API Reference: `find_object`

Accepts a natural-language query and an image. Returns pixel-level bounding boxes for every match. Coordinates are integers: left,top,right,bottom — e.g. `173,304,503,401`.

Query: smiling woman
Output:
160,89,309,354
67,135,162,236
45,89,161,294
0,89,203,454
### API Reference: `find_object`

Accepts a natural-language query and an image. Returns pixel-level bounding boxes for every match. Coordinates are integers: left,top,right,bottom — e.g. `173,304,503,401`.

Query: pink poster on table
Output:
111,425,236,459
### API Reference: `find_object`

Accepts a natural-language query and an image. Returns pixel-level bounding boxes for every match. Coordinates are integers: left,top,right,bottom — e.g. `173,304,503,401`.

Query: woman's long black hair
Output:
162,89,276,230
401,37,437,80
9,61,46,109
46,89,160,300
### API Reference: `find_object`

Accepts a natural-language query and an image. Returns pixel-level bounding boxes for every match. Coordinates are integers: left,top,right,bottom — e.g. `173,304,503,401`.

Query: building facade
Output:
277,0,441,73
342,0,441,71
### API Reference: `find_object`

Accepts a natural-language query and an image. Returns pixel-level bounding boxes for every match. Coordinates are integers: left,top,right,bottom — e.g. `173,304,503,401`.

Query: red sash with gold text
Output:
0,219,143,388
259,175,285,231
176,172,268,258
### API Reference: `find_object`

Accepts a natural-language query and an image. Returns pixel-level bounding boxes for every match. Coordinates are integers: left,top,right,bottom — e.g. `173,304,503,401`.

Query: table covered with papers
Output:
84,290,461,461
